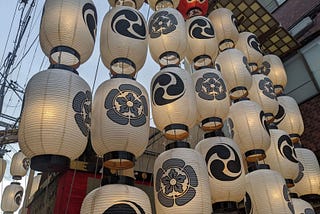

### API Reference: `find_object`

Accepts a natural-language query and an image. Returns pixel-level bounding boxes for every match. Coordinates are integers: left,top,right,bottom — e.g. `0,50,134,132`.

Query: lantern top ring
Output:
165,141,190,151
49,64,79,75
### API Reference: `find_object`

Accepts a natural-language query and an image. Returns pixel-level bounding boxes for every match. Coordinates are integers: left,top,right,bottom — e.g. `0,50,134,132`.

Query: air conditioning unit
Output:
258,0,278,13
289,16,313,37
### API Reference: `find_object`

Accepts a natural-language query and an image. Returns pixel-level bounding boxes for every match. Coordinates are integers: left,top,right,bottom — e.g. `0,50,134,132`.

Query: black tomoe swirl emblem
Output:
231,14,239,31
73,90,92,137
261,61,271,76
151,72,185,106
82,3,97,40
205,143,242,181
15,190,23,205
149,11,178,39
104,200,145,214
244,192,253,214
105,84,148,127
22,158,30,170
259,111,270,135
273,104,286,126
155,158,198,207
189,18,214,39
294,161,304,183
215,63,221,72
278,135,298,163
195,72,227,101
111,9,146,40
283,184,295,214
247,34,262,53
259,77,276,100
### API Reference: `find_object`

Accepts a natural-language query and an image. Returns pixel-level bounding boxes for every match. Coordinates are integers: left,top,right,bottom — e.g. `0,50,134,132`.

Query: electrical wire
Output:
91,55,101,92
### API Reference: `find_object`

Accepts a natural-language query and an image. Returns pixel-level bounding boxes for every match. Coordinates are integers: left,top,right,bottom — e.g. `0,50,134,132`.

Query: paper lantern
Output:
195,131,245,212
208,8,239,51
294,148,320,199
39,0,97,67
260,54,287,95
274,95,304,144
1,182,23,213
248,73,278,122
192,67,229,131
227,99,270,162
0,156,6,183
91,76,149,169
100,6,148,76
264,127,299,187
148,8,187,67
10,151,29,180
18,68,91,172
177,0,208,19
81,184,152,213
151,65,196,140
245,169,295,214
215,48,252,100
235,32,263,72
154,147,212,213
148,0,180,11
291,197,315,214
185,16,218,69
108,0,144,9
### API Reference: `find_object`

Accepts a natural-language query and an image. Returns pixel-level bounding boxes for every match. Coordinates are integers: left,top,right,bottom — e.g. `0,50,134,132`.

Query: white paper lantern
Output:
195,132,245,212
294,148,320,198
192,68,229,131
264,128,299,187
274,95,304,144
10,151,29,180
248,73,278,122
108,0,144,9
235,32,263,72
227,99,270,162
185,16,218,69
0,157,6,183
215,48,252,100
148,0,180,11
154,147,212,213
91,76,150,169
208,8,239,51
291,198,315,214
39,0,97,67
100,6,148,76
148,8,187,67
245,169,295,214
81,184,152,213
18,68,91,172
151,66,196,140
260,54,287,95
1,182,24,213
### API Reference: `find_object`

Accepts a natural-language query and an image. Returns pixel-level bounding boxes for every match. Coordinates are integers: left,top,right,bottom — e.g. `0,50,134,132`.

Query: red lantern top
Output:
177,0,208,20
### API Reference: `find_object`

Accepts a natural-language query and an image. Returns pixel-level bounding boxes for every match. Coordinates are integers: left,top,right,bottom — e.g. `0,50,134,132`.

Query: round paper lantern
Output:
264,127,299,187
1,182,23,213
260,54,287,95
18,68,91,172
148,0,180,11
91,76,149,169
245,169,295,214
185,16,218,69
215,48,252,100
154,147,212,213
248,73,278,122
177,0,208,19
148,8,187,67
40,0,97,67
235,32,263,72
195,131,245,212
108,0,144,9
227,99,270,162
100,6,148,76
81,184,152,213
294,148,320,199
0,156,6,183
274,95,304,144
208,8,239,51
192,67,229,131
291,197,315,214
10,151,29,180
151,65,196,140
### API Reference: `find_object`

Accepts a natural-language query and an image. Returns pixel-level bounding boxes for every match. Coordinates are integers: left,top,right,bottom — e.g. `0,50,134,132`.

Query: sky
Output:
0,0,160,212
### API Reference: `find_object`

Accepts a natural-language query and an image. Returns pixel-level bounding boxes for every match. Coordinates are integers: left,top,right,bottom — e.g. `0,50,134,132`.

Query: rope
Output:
65,168,77,214
91,55,101,93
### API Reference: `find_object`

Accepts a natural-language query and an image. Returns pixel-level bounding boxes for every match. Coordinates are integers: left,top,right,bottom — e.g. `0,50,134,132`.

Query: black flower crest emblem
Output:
259,77,276,100
105,84,148,127
73,90,92,137
155,158,198,207
195,72,227,101
149,10,178,39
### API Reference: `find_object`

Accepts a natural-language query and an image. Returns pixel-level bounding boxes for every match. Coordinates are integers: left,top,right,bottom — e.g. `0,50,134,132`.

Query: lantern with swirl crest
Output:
1,182,24,214
291,196,315,214
10,151,29,180
148,0,180,11
18,0,97,172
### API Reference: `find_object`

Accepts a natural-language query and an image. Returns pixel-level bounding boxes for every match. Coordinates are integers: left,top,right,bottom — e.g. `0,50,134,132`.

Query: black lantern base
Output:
300,194,320,202
285,179,294,188
230,87,248,101
165,141,190,151
212,201,238,212
104,151,135,170
31,154,70,172
164,123,189,140
245,149,266,162
248,163,270,173
201,117,223,131
12,176,22,180
289,134,300,144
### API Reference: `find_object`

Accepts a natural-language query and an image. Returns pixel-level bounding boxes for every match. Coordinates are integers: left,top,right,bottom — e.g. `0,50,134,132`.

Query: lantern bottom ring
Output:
31,154,70,172
12,176,22,180
249,62,258,73
230,86,248,100
274,85,284,95
49,45,80,68
103,151,135,170
285,179,294,188
264,112,274,123
193,54,212,70
165,141,190,150
212,201,238,212
159,51,180,68
201,117,223,131
110,57,136,76
164,123,189,140
219,39,235,52
289,134,300,144
248,163,270,173
245,149,266,162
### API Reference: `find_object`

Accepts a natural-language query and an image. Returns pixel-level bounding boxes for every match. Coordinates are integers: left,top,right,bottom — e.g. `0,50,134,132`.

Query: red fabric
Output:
177,0,208,20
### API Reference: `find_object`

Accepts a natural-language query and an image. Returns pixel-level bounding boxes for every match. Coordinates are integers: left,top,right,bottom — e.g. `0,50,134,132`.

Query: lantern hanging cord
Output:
91,55,101,92
65,168,77,214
